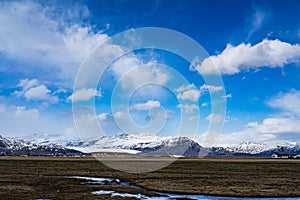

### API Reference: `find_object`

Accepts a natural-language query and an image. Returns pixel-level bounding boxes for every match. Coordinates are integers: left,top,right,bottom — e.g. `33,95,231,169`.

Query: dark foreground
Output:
0,156,299,199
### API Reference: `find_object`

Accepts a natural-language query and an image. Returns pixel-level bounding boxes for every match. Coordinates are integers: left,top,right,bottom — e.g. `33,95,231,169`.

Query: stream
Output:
68,176,299,200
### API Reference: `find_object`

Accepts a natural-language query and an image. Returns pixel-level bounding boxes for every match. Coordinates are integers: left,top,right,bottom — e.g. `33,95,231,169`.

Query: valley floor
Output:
0,156,299,199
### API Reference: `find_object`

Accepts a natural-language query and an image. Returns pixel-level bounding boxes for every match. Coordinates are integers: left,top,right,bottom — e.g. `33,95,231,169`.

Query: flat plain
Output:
0,156,299,199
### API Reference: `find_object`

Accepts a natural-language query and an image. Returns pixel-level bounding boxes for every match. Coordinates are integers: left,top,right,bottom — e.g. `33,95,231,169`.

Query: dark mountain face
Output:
132,137,207,156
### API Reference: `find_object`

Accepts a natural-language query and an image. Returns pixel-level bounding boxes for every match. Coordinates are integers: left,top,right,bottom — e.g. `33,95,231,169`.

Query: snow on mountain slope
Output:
22,132,80,147
21,133,203,156
0,134,33,150
66,133,202,155
0,134,82,156
225,141,300,154
18,133,300,156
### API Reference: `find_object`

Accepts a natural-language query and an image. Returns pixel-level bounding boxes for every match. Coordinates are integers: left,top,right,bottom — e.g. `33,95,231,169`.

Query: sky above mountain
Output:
0,0,300,146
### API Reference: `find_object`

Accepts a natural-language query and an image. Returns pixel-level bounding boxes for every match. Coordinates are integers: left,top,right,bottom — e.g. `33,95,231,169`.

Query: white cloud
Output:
246,7,268,40
0,1,108,83
109,54,141,79
246,116,300,134
67,88,101,102
216,115,300,147
201,102,208,107
200,84,223,93
196,39,300,75
175,84,200,102
96,112,125,121
216,90,300,146
0,103,51,136
14,79,38,97
14,106,39,118
129,100,160,111
189,56,201,72
177,103,198,113
176,83,223,102
113,112,123,119
222,94,232,99
267,90,300,116
16,79,39,92
97,113,109,121
177,89,200,102
206,114,224,124
14,79,58,103
112,60,170,91
145,110,173,121
174,83,197,93
24,85,58,103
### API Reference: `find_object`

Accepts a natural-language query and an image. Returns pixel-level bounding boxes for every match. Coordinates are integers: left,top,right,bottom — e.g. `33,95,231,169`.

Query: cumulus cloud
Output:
16,79,39,92
129,100,160,111
177,103,198,113
24,85,58,103
174,83,197,93
175,83,223,102
175,84,200,102
177,90,200,102
200,84,223,93
196,39,300,75
67,88,101,102
14,79,58,103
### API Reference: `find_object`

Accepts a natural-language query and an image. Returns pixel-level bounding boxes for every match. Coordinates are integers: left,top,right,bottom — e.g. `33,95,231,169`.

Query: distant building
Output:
271,154,300,159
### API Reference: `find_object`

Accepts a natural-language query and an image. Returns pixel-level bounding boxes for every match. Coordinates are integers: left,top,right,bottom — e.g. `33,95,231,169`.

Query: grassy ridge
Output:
0,156,299,199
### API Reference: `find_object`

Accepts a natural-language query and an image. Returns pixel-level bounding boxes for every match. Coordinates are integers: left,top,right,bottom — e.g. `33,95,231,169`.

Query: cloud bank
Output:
216,90,300,146
0,1,108,84
196,39,300,75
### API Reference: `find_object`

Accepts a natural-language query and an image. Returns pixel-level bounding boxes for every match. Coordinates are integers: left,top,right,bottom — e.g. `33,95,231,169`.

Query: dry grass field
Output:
0,156,299,199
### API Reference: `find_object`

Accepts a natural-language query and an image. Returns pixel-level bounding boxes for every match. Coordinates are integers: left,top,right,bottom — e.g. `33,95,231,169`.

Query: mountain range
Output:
1,133,300,157
0,134,83,156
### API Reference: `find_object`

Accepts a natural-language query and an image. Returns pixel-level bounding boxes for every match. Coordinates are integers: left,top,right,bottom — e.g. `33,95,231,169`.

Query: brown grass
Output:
0,156,299,199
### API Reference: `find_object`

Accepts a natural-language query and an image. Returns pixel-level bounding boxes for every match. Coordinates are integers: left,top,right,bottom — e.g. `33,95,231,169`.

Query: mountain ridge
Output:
0,134,83,156
1,133,300,157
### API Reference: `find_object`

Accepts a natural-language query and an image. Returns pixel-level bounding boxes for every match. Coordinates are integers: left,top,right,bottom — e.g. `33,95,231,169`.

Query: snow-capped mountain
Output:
7,133,300,157
22,133,205,156
23,132,81,147
0,134,32,150
65,133,205,156
215,141,300,156
0,134,83,156
225,141,299,154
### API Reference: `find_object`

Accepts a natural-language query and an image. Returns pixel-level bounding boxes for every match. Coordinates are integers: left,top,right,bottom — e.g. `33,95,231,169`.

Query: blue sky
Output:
0,0,300,146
